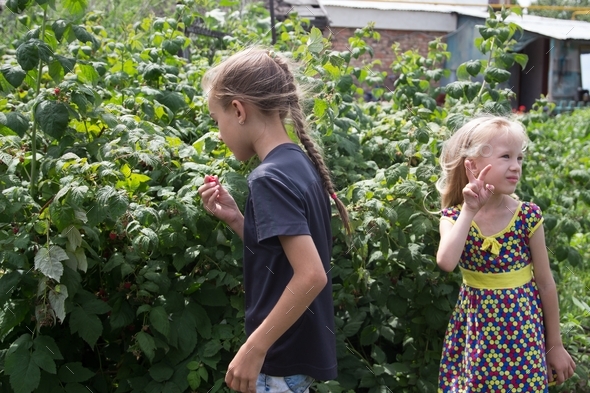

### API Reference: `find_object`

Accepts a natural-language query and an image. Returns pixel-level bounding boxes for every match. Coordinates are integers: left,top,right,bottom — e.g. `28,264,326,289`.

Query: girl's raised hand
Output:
462,160,494,212
198,175,241,225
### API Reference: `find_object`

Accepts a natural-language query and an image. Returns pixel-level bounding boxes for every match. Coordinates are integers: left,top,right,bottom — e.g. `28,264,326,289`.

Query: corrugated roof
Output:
315,0,590,40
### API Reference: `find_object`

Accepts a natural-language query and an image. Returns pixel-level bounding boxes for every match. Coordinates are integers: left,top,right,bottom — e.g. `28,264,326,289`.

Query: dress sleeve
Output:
440,206,460,224
249,175,311,242
524,202,544,238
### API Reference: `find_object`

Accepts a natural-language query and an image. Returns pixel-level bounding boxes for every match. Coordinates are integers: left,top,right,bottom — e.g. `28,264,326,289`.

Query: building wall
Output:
548,39,590,102
326,27,446,76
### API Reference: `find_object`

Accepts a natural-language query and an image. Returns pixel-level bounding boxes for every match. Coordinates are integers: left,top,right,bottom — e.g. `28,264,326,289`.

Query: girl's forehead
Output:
488,133,524,149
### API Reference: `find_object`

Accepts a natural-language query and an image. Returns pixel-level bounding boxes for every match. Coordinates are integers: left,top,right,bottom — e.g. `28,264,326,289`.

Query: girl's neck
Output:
249,115,293,162
479,194,506,215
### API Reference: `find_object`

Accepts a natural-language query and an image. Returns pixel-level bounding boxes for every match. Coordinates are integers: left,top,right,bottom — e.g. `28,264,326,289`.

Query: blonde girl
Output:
198,48,349,393
436,116,575,391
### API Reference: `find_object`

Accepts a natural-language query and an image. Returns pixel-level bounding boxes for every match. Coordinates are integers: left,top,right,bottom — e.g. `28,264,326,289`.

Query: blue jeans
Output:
256,373,314,393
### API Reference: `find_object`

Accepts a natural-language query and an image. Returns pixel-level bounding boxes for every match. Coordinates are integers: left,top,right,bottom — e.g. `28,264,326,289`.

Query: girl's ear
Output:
230,100,247,124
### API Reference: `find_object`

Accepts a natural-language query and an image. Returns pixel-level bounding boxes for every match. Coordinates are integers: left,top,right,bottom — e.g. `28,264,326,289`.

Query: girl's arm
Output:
529,224,576,384
437,208,476,272
224,234,327,393
437,161,494,272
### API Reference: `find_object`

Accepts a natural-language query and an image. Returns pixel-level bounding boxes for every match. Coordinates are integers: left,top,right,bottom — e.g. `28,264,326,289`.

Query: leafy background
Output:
0,1,588,392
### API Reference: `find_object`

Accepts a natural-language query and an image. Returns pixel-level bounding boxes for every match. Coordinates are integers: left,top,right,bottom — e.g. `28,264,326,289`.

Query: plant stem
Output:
475,39,494,104
30,7,48,200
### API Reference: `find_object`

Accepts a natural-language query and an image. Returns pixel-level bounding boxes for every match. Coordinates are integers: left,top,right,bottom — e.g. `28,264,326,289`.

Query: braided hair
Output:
203,47,351,233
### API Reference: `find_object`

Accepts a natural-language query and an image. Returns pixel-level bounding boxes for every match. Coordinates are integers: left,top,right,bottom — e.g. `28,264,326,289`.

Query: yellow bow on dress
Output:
481,237,501,255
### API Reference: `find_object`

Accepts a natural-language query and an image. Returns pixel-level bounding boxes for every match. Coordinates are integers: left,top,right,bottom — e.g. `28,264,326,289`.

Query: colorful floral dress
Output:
439,201,549,392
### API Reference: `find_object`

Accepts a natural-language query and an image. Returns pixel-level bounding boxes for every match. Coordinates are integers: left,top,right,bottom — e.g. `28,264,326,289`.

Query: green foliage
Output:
0,2,588,393
528,0,590,22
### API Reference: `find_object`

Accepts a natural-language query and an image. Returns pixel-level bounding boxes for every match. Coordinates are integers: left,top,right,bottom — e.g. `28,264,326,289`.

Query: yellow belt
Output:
460,264,533,289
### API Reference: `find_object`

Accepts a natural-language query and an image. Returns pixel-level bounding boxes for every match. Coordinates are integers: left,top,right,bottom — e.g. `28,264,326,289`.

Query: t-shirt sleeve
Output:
440,206,459,224
524,202,544,238
249,176,311,242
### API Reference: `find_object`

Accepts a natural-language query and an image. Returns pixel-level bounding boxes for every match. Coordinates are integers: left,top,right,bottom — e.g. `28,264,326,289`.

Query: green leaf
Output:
48,285,68,323
149,306,170,336
69,306,102,347
155,91,186,114
64,0,88,15
34,246,68,282
359,325,379,345
307,27,324,54
202,340,222,358
456,64,470,80
465,60,481,77
1,66,26,88
0,271,22,303
484,67,511,83
33,335,64,360
136,331,156,362
35,101,70,140
343,320,363,337
383,362,410,375
72,25,94,45
187,370,200,390
573,297,590,314
58,362,94,383
64,225,82,250
52,20,71,41
56,55,76,73
77,63,99,84
190,303,211,339
5,346,29,375
32,350,56,374
0,112,29,137
513,53,528,69
78,292,111,315
194,284,228,307
8,350,41,393
314,98,328,118
149,363,174,382
0,300,29,341
162,39,181,55
110,296,134,329
7,0,31,13
16,40,41,71
445,81,464,99
336,74,353,93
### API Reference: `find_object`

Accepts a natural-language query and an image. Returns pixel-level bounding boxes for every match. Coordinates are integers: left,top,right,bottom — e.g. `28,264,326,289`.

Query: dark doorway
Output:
510,37,550,111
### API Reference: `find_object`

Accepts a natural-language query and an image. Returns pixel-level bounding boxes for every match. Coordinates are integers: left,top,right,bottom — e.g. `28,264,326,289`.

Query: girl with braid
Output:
198,47,350,393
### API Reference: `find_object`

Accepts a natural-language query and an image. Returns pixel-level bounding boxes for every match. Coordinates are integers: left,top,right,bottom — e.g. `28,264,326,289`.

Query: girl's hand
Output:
198,175,241,225
225,343,266,393
546,344,576,385
462,160,494,212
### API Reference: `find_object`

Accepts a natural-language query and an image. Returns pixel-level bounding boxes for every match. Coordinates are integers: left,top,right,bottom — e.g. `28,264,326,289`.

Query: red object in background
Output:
519,105,526,112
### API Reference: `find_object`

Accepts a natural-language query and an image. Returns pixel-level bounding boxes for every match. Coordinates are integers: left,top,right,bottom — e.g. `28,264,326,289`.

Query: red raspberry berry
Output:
12,226,19,234
123,282,131,289
54,88,60,95
109,232,117,240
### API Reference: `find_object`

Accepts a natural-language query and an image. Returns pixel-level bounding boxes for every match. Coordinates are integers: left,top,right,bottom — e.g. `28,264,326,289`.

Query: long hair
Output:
202,47,351,233
436,116,528,208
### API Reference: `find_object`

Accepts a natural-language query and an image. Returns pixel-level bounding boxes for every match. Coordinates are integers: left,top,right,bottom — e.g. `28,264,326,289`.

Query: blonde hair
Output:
436,116,528,208
202,47,350,233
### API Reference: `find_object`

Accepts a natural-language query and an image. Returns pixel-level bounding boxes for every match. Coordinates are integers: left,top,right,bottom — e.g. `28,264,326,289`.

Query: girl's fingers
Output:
477,164,492,182
464,160,477,182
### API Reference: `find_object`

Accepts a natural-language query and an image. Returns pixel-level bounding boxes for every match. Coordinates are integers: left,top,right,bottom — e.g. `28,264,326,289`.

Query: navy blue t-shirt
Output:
242,143,337,380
